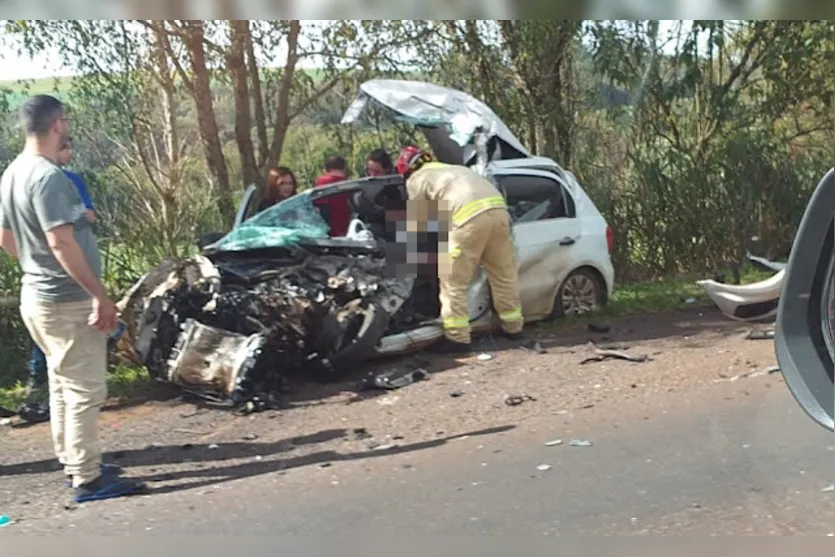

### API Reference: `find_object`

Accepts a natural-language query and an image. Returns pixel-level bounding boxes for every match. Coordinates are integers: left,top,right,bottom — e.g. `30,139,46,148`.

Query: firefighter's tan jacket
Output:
405,162,507,229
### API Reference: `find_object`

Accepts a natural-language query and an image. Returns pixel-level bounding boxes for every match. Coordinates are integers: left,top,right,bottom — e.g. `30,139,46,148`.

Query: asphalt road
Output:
7,374,832,536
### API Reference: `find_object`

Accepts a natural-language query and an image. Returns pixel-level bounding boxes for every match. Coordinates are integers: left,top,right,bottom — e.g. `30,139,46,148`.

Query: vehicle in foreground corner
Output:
113,79,616,406
774,168,834,432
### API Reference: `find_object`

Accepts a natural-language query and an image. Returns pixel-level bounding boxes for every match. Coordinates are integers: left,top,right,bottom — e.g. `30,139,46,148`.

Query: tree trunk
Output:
229,20,260,190
244,23,269,171
264,20,301,174
183,20,235,226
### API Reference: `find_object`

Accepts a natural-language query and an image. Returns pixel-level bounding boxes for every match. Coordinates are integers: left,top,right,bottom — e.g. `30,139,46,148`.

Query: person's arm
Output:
45,226,108,299
0,204,17,258
0,227,17,259
32,173,108,300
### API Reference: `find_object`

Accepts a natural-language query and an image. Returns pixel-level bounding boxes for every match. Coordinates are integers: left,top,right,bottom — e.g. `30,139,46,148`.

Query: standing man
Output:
0,95,145,503
395,146,525,354
313,155,352,237
21,137,97,423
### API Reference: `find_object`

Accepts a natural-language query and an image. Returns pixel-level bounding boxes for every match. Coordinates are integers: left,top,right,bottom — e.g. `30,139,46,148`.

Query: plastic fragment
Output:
569,439,593,447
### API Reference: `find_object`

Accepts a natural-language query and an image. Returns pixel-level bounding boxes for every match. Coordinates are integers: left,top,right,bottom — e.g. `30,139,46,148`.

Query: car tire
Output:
549,268,605,320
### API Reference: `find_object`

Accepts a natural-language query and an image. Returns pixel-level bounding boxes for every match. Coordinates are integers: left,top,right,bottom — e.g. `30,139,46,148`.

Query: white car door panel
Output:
497,171,582,321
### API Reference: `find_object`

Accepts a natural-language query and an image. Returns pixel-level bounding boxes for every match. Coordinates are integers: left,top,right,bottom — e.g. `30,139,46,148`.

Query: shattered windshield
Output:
209,193,331,252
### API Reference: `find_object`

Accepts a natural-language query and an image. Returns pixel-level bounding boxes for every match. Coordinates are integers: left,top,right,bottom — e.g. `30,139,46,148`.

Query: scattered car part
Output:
745,329,775,341
579,342,648,364
697,268,784,322
774,168,834,432
361,367,428,390
745,251,787,273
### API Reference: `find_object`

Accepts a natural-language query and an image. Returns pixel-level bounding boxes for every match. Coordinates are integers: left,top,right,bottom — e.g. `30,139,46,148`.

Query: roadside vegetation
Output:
0,20,831,403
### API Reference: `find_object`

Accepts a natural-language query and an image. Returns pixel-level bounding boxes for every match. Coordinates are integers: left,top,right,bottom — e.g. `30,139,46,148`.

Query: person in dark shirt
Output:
366,148,394,177
257,166,297,213
313,155,351,237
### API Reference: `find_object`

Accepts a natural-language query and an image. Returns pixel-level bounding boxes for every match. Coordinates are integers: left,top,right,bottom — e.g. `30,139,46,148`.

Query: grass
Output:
0,364,151,412
0,265,778,410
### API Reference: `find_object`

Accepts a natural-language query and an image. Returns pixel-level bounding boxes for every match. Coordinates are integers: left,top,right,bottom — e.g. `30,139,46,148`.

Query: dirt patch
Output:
0,306,779,522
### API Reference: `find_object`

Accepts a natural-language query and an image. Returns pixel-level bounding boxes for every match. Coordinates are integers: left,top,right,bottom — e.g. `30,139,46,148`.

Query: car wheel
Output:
550,268,604,319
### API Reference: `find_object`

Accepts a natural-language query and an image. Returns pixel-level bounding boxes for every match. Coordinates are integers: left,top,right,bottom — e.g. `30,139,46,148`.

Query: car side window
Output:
498,174,573,223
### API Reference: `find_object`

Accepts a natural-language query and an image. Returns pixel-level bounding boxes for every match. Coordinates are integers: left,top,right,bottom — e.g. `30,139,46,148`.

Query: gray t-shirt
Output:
0,153,101,302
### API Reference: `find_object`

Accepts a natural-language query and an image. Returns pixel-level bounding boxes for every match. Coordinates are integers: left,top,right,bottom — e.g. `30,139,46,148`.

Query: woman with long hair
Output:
258,166,297,212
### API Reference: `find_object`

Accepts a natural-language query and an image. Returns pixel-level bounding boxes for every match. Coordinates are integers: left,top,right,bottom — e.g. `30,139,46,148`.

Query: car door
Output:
496,169,582,320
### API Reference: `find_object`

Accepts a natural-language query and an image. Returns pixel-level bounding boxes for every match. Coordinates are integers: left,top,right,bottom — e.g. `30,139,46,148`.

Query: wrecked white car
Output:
114,79,616,406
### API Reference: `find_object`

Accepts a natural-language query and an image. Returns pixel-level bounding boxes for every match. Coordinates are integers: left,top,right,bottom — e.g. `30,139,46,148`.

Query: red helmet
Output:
395,146,432,177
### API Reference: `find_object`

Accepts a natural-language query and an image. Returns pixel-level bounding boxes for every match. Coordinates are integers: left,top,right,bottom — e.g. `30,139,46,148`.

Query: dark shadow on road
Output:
0,429,349,476
130,424,515,497
0,424,515,482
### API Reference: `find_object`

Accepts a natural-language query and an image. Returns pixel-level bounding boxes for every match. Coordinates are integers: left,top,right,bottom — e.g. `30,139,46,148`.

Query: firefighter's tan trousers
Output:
438,208,524,344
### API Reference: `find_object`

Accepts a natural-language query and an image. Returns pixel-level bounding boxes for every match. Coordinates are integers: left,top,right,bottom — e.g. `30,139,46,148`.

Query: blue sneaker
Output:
73,474,147,504
64,463,123,487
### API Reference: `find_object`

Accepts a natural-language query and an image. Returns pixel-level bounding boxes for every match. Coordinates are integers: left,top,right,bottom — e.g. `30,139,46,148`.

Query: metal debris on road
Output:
362,367,428,391
569,439,593,447
504,393,537,406
173,428,210,435
714,365,780,383
745,329,775,341
580,342,649,364
544,439,563,446
536,464,552,471
477,353,493,361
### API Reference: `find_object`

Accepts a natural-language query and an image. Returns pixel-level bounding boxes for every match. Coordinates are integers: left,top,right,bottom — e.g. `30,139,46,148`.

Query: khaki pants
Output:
438,208,524,344
19,291,107,487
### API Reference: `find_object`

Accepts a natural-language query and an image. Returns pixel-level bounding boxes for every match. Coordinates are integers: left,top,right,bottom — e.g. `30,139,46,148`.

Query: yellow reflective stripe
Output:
499,308,523,322
422,162,449,170
443,316,470,329
450,247,462,259
452,196,506,225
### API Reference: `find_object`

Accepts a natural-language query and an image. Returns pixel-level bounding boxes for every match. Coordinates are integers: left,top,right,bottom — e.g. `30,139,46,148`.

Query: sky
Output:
0,20,699,83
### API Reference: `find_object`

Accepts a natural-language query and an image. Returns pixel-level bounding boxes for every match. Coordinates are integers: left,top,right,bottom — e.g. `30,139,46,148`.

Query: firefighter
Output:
395,146,524,354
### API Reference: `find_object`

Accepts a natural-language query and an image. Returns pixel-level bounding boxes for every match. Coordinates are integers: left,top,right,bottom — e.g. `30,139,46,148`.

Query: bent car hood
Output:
341,79,531,165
